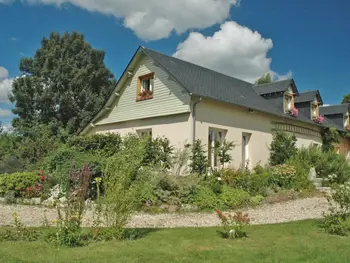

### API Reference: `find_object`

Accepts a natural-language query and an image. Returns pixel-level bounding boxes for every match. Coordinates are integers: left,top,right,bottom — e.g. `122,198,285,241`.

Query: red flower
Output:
39,170,44,175
40,175,46,182
35,184,41,191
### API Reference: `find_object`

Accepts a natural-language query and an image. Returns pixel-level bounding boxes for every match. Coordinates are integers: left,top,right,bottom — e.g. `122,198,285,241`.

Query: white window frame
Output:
141,78,153,93
242,133,251,168
208,128,225,168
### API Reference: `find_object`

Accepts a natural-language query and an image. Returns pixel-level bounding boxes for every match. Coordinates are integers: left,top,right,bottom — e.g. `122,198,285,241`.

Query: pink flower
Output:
287,107,299,117
313,115,325,124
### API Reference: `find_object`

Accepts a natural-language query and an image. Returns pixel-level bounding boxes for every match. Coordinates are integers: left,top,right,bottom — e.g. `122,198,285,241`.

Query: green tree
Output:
189,139,208,175
255,73,272,85
322,127,340,152
269,131,297,166
342,94,350,104
10,31,116,134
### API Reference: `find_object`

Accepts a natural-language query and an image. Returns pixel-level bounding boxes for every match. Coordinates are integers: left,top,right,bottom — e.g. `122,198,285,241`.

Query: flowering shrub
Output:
269,164,297,189
287,107,299,117
216,209,250,239
313,115,325,124
50,164,90,247
0,172,40,197
324,181,350,236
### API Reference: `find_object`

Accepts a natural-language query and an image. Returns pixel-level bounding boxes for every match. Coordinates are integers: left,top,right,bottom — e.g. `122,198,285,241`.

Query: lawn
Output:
0,220,349,263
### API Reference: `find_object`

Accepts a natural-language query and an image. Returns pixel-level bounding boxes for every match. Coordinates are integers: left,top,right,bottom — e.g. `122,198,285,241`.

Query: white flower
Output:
217,177,222,181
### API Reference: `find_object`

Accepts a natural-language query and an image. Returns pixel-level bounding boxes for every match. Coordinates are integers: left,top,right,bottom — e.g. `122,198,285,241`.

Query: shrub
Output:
67,133,122,157
219,186,251,209
42,146,102,199
324,182,350,236
288,146,350,184
142,137,174,170
194,186,221,209
189,140,207,175
101,135,148,238
222,168,269,196
269,131,297,166
322,127,340,152
250,195,264,206
216,209,250,239
269,164,297,189
0,172,39,197
170,147,191,176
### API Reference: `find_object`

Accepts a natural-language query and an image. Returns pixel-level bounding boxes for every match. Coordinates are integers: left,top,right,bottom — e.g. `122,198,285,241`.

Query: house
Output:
320,104,350,157
81,46,350,168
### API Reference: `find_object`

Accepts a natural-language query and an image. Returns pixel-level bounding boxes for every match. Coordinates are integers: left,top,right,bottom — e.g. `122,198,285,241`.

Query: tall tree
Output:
255,73,272,85
10,31,116,134
342,94,350,104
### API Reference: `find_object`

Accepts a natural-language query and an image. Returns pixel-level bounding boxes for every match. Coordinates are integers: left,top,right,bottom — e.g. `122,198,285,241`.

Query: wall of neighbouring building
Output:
195,99,323,169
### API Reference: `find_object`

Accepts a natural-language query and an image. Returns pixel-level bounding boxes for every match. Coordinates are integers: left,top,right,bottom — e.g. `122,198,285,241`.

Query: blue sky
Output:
0,0,349,128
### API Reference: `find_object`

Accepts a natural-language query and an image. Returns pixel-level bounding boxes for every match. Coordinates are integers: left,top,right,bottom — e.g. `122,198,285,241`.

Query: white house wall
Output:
195,99,322,168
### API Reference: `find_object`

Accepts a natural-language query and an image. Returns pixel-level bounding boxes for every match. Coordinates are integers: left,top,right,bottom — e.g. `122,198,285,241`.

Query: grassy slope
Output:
0,220,349,263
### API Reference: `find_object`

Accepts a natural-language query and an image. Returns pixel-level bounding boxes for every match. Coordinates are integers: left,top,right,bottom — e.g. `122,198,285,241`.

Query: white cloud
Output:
174,21,291,83
22,0,239,41
0,109,12,117
0,67,13,103
0,66,9,79
271,70,293,81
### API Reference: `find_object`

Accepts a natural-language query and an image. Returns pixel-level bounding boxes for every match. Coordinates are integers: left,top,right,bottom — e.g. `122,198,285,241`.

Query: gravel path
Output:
0,197,329,228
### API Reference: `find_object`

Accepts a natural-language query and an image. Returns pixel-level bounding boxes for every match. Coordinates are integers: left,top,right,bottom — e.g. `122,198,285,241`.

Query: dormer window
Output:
137,73,154,101
284,89,294,113
311,101,319,119
345,112,350,130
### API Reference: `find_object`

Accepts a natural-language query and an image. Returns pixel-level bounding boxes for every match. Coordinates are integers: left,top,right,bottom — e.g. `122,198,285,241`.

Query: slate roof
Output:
320,104,350,116
253,79,298,96
295,90,323,104
142,47,296,120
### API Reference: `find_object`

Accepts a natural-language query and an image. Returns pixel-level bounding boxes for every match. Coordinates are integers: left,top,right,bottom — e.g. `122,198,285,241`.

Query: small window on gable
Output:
137,73,154,102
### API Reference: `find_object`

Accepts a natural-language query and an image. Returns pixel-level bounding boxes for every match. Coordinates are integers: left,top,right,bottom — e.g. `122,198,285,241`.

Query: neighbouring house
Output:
320,104,350,158
80,46,350,168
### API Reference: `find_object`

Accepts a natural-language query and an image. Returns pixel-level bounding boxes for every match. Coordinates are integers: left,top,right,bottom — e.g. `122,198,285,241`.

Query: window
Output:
284,93,294,112
137,73,154,101
137,129,152,137
208,129,225,168
242,133,251,168
311,103,319,118
344,113,350,128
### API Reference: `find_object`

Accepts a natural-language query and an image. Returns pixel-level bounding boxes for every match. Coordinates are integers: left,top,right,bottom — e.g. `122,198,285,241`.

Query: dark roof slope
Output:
142,47,293,119
320,104,349,116
253,79,298,96
295,90,323,104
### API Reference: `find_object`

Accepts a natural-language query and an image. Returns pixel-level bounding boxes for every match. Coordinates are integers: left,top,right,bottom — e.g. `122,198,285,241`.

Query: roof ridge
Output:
142,47,253,86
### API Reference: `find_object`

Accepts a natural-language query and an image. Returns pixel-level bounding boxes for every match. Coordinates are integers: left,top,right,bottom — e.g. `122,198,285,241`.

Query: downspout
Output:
192,96,202,144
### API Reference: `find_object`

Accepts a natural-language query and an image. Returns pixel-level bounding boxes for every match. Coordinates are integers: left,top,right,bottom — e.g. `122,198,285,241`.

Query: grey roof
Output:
295,90,323,104
142,47,297,120
323,116,346,131
253,79,299,96
320,104,350,116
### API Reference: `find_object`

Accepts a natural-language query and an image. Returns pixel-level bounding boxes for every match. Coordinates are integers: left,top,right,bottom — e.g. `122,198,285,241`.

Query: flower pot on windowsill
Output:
136,91,153,101
286,107,299,117
312,115,325,124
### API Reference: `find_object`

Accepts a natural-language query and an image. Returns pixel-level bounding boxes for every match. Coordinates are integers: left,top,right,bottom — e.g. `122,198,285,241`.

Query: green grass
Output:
1,220,350,263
